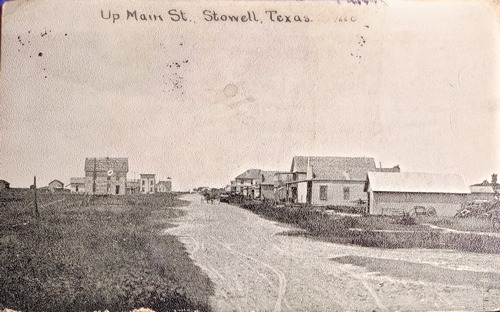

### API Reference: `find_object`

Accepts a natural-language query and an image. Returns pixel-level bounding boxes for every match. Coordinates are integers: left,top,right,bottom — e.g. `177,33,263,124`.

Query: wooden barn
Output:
365,172,470,216
85,157,128,195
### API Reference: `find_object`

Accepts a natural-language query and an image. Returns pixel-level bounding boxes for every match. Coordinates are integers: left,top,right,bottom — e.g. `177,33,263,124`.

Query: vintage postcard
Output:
0,0,499,311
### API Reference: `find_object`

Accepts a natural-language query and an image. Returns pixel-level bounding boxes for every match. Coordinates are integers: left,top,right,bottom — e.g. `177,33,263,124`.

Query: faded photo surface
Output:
0,0,499,311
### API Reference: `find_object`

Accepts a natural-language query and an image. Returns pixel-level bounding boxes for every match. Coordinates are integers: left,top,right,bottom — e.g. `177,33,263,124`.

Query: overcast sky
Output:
1,0,498,191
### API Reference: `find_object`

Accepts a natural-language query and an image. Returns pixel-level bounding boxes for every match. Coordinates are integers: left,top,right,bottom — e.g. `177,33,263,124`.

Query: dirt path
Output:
422,223,500,238
165,194,500,311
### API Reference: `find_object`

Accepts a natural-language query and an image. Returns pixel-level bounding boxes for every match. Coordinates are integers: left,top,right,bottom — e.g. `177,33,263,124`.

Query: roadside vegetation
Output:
237,199,500,254
0,190,213,312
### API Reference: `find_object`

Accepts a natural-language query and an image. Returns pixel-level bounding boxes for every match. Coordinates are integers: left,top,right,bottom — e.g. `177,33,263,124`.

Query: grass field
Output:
0,190,213,312
240,201,500,253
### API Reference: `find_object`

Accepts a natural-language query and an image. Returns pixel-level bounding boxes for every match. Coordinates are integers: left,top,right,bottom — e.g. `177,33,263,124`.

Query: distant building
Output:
274,172,293,202
260,171,281,200
230,180,237,193
0,180,10,191
85,157,128,195
69,177,85,193
156,178,172,193
126,179,140,194
232,169,281,199
140,174,156,194
234,169,262,198
469,174,499,202
48,179,64,192
365,172,470,216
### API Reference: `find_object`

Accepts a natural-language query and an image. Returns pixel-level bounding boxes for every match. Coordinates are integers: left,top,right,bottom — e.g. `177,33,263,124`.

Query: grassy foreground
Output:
240,201,500,254
0,191,213,312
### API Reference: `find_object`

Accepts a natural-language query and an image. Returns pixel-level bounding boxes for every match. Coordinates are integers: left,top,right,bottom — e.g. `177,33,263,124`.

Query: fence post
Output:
33,176,40,218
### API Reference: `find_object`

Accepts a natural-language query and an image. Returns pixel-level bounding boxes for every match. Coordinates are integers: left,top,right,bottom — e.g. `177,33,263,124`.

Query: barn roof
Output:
291,156,376,181
70,177,85,184
84,157,129,172
366,172,470,194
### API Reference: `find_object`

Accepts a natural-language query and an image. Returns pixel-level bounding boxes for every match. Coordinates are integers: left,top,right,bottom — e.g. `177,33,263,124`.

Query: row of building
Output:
0,157,173,195
69,157,172,195
226,156,499,216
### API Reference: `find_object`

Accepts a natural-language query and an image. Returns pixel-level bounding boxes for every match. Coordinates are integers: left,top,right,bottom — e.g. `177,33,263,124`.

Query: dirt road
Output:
165,194,500,311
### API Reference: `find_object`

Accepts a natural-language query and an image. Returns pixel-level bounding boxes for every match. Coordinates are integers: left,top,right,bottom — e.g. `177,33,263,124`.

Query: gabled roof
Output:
0,180,9,185
291,156,376,181
70,177,85,184
235,169,262,180
85,157,129,172
366,172,470,194
49,179,64,186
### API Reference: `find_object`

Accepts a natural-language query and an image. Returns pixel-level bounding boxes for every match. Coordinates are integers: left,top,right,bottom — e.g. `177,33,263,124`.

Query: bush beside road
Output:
239,200,500,253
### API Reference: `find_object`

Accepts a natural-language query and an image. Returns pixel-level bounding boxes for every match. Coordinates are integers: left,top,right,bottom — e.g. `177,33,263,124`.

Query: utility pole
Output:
33,176,39,218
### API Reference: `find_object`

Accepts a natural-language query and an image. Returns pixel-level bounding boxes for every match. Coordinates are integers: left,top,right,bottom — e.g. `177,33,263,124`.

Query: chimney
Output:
492,174,498,184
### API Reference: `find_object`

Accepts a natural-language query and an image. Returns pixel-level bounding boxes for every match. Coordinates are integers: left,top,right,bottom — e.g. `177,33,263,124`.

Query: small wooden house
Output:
287,156,377,206
235,169,262,198
69,177,86,193
126,179,140,194
156,179,172,193
48,179,64,192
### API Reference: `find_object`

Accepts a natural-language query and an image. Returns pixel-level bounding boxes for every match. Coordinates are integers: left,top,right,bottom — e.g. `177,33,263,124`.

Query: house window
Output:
141,187,145,192
75,185,79,192
343,187,350,200
142,180,145,185
320,185,328,201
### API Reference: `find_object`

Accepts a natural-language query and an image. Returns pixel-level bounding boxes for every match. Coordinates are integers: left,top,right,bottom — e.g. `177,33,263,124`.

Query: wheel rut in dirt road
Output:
165,194,500,311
